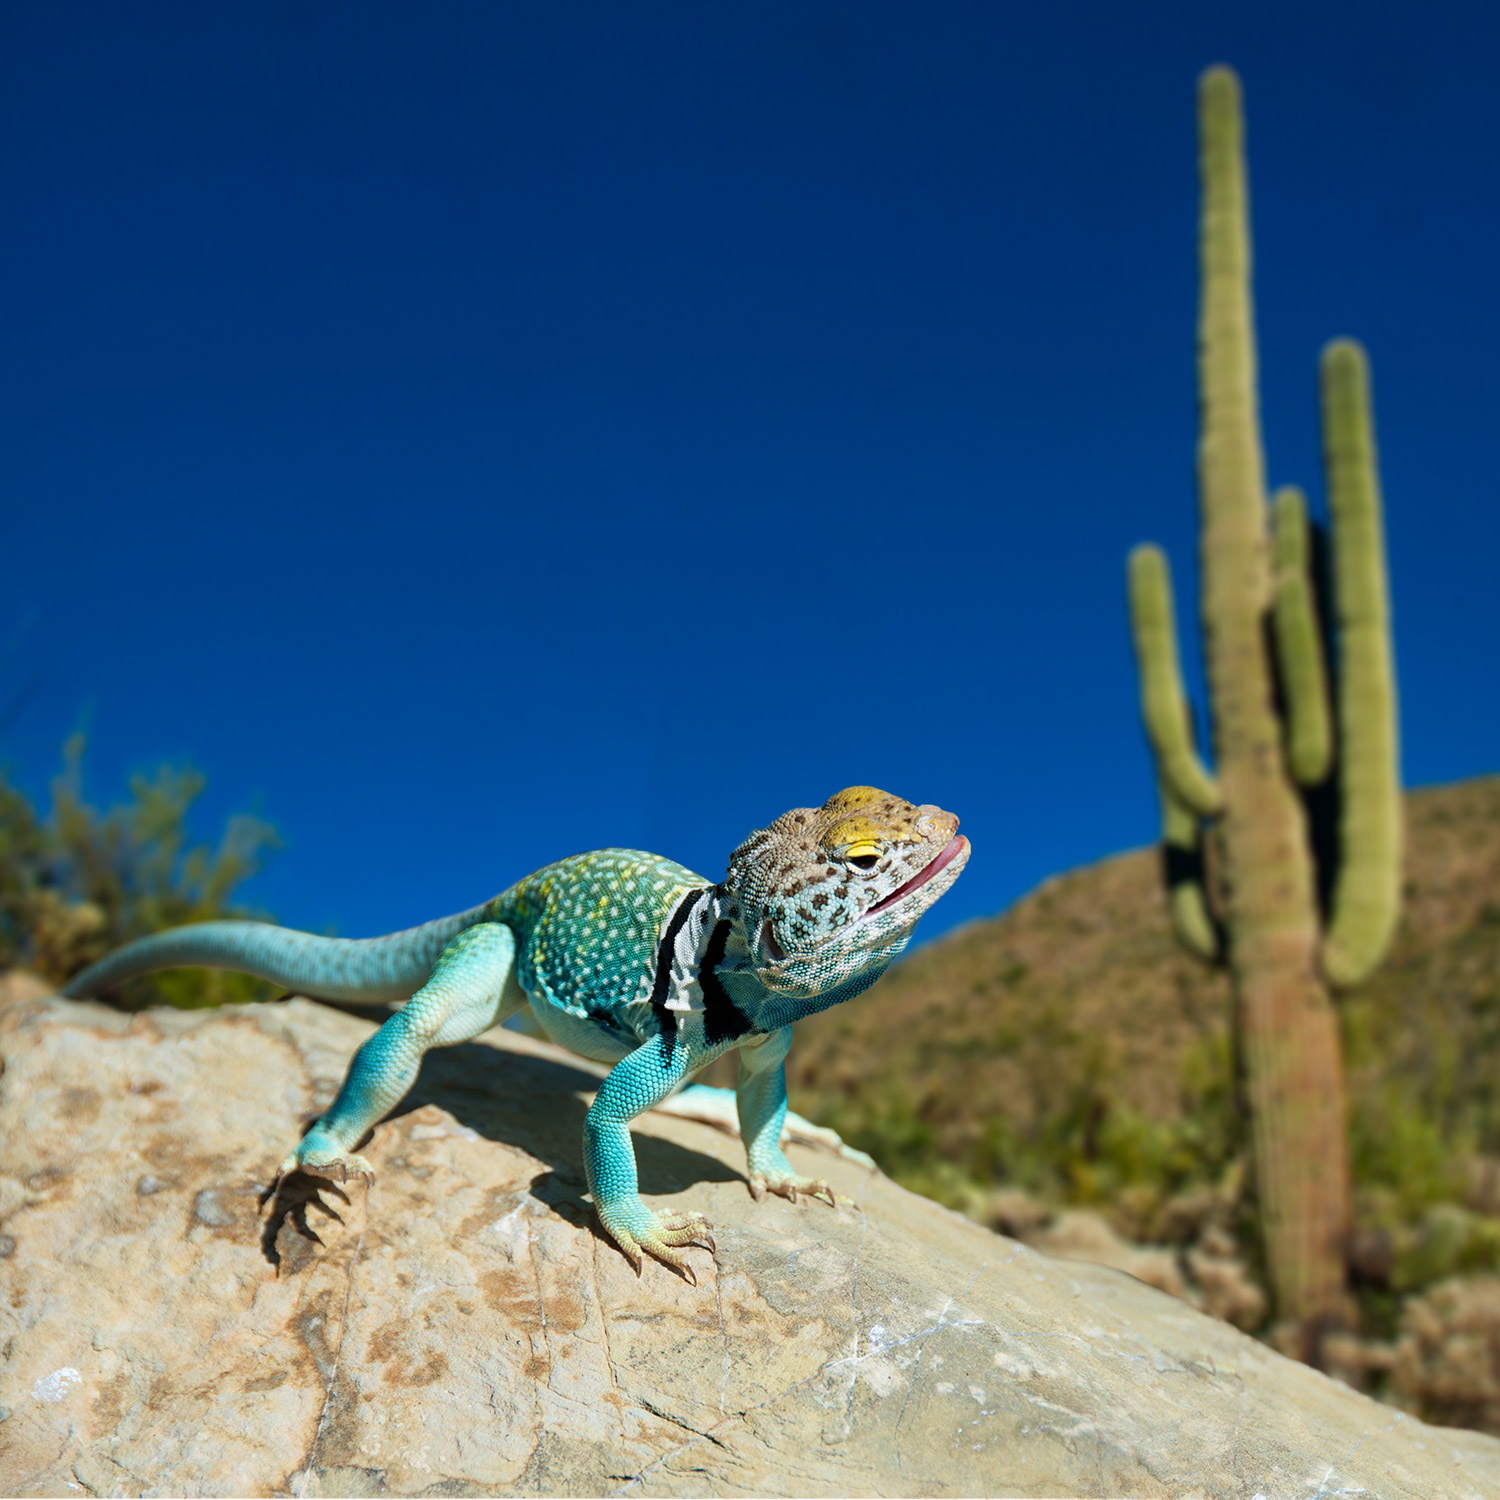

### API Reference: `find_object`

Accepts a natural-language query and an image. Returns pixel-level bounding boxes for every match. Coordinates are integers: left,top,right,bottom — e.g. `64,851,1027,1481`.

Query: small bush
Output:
0,734,280,1007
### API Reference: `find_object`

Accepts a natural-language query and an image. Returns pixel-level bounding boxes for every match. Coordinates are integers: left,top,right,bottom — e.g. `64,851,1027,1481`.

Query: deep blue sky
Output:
2,3,1496,945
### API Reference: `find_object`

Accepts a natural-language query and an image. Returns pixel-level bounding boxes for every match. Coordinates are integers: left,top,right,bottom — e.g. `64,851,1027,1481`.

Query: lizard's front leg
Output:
736,1026,842,1208
277,922,520,1186
585,1039,716,1282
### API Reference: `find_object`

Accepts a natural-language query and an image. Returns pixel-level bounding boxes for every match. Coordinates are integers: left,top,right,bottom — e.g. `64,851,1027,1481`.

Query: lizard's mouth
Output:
868,834,969,916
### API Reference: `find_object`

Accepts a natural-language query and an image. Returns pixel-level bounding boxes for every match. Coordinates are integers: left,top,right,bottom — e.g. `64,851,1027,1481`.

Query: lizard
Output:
64,784,969,1280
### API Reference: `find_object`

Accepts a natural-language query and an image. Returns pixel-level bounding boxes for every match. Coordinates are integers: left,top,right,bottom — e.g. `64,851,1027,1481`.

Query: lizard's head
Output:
721,785,969,1001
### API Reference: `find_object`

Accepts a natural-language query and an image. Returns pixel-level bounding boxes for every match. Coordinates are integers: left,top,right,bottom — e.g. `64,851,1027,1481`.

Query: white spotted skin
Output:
489,848,709,1051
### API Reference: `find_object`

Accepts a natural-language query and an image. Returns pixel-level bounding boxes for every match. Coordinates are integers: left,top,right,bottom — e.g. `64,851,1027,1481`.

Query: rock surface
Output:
4,992,1500,1498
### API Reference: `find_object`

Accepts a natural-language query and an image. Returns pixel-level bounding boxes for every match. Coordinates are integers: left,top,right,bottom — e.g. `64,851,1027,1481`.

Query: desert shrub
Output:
1391,1275,1500,1431
0,734,280,1007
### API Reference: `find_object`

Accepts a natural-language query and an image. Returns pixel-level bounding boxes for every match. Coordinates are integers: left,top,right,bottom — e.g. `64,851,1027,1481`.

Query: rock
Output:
4,994,1500,1497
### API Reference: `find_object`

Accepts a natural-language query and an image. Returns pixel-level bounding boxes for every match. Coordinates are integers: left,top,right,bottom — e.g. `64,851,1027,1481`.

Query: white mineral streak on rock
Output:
30,1368,82,1403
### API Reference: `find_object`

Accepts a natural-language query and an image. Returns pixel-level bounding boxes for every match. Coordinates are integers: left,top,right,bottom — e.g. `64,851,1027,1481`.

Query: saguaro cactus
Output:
1127,67,1401,1360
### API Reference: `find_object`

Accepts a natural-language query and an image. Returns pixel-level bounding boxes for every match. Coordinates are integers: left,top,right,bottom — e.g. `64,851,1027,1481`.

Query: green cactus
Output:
1321,341,1403,987
1271,486,1334,788
1160,767,1220,963
1127,545,1221,960
1125,67,1402,1362
1127,546,1223,817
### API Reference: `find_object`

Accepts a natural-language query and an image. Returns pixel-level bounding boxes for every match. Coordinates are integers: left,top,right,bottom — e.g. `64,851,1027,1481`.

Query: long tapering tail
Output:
61,904,495,1004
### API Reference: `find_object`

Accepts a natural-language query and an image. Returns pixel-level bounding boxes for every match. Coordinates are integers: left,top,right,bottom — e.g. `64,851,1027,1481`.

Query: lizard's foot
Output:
273,1131,375,1193
749,1169,851,1209
595,1201,715,1284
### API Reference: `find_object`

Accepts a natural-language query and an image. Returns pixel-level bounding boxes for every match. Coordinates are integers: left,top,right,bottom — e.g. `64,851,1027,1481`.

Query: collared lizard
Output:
65,785,969,1279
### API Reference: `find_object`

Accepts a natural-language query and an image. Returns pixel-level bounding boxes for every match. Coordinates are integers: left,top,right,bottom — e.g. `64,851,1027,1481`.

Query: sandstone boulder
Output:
4,991,1500,1497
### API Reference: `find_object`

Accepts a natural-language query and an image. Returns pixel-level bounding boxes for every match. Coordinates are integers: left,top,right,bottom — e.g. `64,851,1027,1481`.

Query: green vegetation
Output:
1123,66,1401,1361
0,734,279,1007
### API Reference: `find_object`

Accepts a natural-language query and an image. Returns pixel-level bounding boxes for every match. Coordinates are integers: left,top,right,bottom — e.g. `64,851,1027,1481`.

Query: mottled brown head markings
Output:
722,784,970,998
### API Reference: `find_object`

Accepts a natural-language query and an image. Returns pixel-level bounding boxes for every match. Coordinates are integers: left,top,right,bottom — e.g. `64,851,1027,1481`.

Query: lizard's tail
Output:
61,905,495,1004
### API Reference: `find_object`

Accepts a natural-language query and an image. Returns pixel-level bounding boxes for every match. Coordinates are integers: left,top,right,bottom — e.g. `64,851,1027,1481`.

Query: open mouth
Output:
868,834,969,915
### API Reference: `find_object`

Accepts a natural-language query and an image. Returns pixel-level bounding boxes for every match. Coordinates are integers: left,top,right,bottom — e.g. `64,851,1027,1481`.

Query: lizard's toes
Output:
636,1219,714,1285
750,1172,847,1209
597,1206,714,1283
280,1147,375,1189
657,1211,716,1254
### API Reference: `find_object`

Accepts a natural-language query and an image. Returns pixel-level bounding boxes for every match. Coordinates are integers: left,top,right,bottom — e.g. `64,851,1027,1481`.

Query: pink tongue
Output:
870,835,966,913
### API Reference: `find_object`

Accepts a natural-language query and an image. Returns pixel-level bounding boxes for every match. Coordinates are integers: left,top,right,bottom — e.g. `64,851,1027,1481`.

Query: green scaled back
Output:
494,849,709,1021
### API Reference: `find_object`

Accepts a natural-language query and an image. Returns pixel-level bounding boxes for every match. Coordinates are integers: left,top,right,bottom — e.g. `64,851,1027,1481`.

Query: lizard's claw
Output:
273,1141,375,1194
597,1205,715,1284
749,1171,850,1209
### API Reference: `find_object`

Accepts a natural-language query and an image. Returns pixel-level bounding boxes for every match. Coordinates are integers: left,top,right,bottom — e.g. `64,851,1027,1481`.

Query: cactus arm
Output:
1160,776,1220,961
1270,486,1334,786
1320,340,1403,987
1128,544,1224,816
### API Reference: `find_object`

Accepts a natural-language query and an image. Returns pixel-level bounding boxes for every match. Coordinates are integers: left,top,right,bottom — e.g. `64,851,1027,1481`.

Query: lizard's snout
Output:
915,807,960,842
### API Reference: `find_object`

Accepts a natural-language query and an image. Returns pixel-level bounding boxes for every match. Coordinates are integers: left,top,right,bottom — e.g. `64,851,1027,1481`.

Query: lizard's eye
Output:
844,843,881,870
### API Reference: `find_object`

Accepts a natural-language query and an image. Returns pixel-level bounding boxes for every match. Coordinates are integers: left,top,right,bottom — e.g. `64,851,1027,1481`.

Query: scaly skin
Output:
66,786,969,1280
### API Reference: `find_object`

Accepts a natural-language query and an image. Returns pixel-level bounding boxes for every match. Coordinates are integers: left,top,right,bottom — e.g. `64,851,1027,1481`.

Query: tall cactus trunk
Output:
1196,67,1351,1354
1127,64,1400,1364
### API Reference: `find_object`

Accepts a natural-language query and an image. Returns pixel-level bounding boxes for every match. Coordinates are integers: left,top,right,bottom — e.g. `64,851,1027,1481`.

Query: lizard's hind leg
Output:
276,922,521,1187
